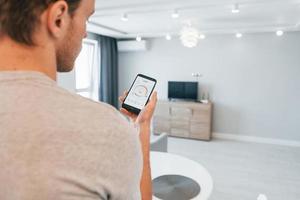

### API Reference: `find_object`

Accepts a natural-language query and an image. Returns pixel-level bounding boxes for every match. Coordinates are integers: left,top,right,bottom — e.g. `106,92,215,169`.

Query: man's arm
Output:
119,92,157,200
139,122,152,200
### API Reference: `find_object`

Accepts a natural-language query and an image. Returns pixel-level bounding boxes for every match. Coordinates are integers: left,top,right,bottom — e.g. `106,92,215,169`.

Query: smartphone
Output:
122,74,157,115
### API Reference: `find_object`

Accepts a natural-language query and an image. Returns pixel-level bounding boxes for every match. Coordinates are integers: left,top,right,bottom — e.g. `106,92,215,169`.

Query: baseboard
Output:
213,133,300,147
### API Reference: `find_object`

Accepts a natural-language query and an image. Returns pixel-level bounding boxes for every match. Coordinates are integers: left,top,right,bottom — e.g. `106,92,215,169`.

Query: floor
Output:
167,137,300,200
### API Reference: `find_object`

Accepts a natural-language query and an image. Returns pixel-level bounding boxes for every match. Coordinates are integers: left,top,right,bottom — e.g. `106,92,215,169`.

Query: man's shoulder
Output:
44,86,140,149
51,87,127,127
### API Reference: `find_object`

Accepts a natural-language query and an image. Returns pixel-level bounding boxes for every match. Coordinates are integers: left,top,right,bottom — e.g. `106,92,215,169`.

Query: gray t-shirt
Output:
0,71,142,200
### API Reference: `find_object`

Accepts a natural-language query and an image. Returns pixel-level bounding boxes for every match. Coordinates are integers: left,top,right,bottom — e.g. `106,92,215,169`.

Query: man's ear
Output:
46,1,70,39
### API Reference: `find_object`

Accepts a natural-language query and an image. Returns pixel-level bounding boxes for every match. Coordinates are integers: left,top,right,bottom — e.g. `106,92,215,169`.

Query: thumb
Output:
146,91,157,109
149,91,157,105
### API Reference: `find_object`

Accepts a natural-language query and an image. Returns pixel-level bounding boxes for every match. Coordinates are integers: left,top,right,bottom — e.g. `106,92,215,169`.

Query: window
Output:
74,39,100,101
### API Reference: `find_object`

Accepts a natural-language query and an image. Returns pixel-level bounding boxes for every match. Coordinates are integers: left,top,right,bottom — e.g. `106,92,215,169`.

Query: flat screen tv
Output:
168,81,198,101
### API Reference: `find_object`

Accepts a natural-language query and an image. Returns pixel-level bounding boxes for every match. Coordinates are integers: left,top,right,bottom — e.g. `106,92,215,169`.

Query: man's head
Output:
0,0,95,72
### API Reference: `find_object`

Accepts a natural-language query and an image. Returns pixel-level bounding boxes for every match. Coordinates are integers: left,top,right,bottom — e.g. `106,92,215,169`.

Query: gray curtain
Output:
99,36,119,108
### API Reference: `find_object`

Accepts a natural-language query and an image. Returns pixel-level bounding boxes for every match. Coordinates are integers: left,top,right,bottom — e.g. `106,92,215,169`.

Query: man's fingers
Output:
120,91,157,122
148,91,157,107
142,91,157,114
118,96,123,102
119,90,129,103
119,96,125,103
120,108,137,118
120,108,130,115
151,91,157,102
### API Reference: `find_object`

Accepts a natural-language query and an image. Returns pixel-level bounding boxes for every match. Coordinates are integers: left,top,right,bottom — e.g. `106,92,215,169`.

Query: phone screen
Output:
124,75,156,110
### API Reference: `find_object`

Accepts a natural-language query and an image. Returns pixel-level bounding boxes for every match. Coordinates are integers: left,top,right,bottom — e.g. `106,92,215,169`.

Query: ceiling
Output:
87,0,300,39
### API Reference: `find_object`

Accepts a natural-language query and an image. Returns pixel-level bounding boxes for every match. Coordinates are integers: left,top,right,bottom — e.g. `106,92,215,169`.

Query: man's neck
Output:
0,36,57,80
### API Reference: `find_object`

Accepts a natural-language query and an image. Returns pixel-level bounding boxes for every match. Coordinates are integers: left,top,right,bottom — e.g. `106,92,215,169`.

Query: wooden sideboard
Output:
153,100,213,141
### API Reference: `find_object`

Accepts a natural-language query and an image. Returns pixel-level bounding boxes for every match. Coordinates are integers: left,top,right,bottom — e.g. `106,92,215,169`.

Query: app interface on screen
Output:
124,76,155,110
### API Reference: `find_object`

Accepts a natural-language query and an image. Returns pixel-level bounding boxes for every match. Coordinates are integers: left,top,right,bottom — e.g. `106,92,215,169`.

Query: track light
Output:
199,34,206,39
276,30,284,36
121,13,128,21
236,33,243,38
136,36,142,42
257,194,268,200
166,34,172,41
232,4,240,13
172,10,180,18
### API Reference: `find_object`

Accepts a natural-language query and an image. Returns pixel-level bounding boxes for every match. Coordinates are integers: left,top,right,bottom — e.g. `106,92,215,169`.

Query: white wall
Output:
119,32,300,141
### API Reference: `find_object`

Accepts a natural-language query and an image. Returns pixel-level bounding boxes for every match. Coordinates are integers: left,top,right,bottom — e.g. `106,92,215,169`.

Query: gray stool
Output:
153,174,201,200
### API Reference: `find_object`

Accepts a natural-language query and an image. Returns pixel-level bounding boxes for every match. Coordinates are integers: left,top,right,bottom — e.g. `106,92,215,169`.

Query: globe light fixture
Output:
180,26,200,48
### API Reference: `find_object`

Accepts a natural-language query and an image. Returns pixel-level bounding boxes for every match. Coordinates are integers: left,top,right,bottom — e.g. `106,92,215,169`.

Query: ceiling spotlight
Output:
199,34,206,39
166,34,172,41
121,13,129,21
236,33,243,38
136,36,142,42
257,194,268,200
276,30,284,36
172,10,180,19
232,4,240,13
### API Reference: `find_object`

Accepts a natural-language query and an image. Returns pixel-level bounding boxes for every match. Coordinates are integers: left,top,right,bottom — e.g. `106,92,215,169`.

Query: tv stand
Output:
153,100,213,141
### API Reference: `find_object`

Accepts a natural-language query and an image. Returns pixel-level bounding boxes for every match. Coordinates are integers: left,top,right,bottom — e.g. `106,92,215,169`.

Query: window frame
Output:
74,38,100,101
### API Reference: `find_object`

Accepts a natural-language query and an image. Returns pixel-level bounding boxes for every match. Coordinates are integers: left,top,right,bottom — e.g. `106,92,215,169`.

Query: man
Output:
0,0,156,199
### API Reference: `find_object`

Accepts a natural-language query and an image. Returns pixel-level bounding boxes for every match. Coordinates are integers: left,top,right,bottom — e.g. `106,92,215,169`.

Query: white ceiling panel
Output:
88,0,300,38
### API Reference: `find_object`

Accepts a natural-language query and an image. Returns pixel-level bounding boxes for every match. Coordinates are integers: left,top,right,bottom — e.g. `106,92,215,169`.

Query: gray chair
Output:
150,132,168,152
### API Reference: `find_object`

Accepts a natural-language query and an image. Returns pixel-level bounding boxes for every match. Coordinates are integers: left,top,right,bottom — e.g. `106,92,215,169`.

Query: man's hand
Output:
119,91,157,125
119,90,157,200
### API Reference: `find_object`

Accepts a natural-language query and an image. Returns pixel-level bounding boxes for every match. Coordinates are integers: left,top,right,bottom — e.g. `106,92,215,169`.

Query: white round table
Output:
151,152,213,200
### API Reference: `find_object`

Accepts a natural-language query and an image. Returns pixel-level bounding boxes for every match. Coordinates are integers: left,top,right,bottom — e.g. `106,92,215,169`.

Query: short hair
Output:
0,0,81,45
